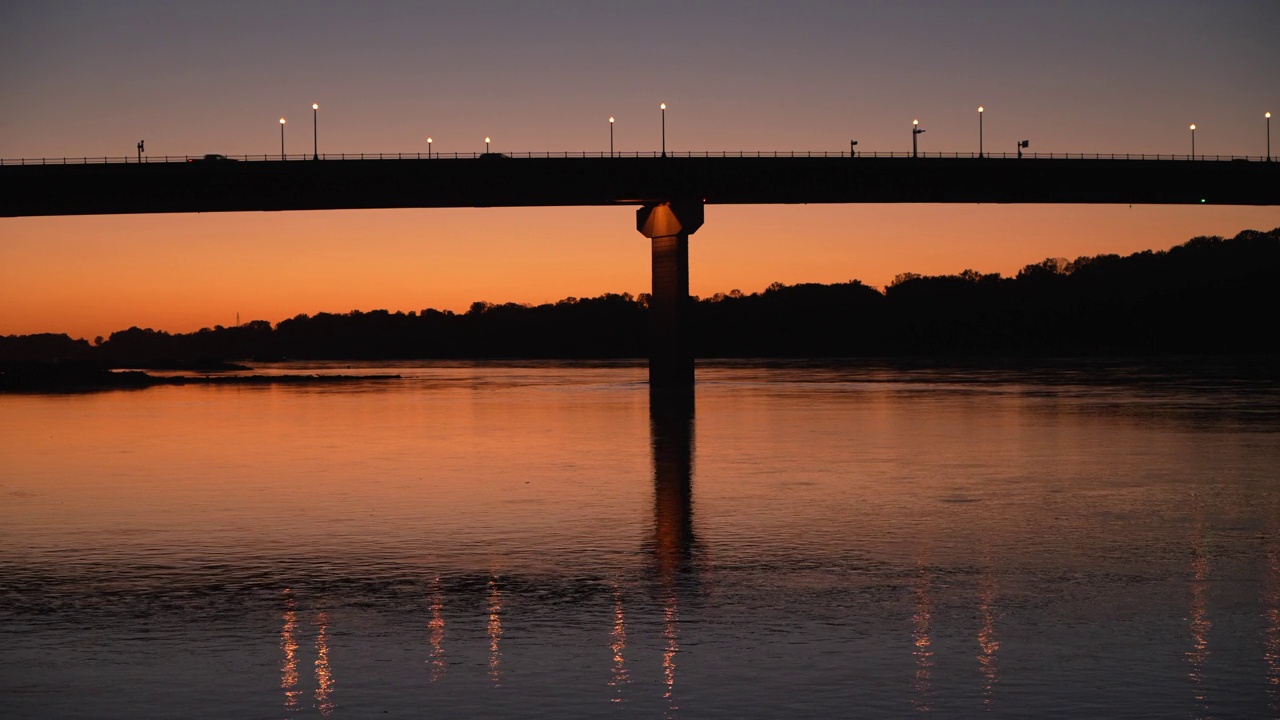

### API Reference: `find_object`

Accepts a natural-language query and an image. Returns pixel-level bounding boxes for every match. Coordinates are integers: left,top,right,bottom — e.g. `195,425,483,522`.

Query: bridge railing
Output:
1,150,1273,165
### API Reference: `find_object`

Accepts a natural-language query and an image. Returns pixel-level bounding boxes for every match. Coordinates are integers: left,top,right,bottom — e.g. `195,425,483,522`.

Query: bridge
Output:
4,153,1278,387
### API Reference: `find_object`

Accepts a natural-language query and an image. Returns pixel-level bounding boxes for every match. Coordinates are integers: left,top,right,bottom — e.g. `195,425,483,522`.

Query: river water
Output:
2,360,1279,718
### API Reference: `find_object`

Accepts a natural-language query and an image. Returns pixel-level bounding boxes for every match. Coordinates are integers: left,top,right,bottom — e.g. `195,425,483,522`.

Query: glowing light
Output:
312,103,319,110
1189,123,1196,130
609,116,615,123
484,136,491,143
913,118,919,126
660,103,666,110
978,106,984,113
280,117,286,124
1268,112,1273,119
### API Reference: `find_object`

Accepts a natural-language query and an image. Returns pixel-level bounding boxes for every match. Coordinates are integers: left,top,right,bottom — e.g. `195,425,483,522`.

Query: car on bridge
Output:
188,154,238,162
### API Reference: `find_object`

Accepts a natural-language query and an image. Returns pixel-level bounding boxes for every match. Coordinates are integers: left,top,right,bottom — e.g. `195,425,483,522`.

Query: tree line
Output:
3,228,1277,365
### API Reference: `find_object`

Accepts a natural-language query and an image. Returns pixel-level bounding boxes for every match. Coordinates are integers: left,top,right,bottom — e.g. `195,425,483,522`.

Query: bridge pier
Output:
637,201,703,389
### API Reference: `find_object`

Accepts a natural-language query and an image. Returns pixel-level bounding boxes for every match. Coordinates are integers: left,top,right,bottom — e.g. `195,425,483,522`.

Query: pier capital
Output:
637,201,703,239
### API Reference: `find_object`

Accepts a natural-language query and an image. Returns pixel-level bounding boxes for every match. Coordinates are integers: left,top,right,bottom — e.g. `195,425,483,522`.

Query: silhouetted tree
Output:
4,228,1276,367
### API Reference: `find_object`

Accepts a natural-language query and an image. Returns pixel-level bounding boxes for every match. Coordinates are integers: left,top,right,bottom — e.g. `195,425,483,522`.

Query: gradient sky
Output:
2,0,1277,340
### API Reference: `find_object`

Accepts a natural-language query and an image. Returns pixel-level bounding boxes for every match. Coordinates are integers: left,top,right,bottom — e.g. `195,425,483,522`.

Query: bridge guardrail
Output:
0,150,1272,165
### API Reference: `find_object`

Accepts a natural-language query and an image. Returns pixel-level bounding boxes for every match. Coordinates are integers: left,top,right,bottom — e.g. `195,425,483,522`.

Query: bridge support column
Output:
637,201,703,389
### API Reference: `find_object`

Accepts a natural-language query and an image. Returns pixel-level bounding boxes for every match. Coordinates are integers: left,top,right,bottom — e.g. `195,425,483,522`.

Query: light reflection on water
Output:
609,583,629,703
2,360,1280,718
1266,509,1280,715
911,560,934,713
314,611,334,717
428,577,447,683
976,552,1000,711
281,589,301,713
487,577,502,687
1187,514,1211,718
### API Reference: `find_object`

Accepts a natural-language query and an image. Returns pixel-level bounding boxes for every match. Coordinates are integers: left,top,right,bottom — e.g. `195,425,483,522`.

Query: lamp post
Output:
427,136,433,159
312,103,319,160
609,116,615,157
850,139,858,157
279,117,286,160
485,136,491,154
1017,139,1029,159
1267,112,1272,161
978,105,984,158
912,119,925,158
1189,123,1196,159
136,140,144,163
660,103,667,157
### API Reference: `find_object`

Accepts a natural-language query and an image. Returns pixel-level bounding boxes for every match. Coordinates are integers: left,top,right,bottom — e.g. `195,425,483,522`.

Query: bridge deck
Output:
2,156,1277,217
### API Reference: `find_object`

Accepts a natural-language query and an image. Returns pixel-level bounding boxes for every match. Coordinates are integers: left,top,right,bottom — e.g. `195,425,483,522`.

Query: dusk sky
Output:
2,0,1277,340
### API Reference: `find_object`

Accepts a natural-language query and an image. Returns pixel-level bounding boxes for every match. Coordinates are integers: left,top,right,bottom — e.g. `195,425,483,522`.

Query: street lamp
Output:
312,103,319,160
279,117,286,160
912,119,925,158
978,105,984,158
660,103,667,157
609,116,615,157
427,136,433,159
1189,123,1196,159
1017,139,1029,159
850,139,858,157
485,136,491,154
1267,112,1272,161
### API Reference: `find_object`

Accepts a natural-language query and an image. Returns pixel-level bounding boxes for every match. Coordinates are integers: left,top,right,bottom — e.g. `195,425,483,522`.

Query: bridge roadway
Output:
4,155,1277,388
1,155,1278,217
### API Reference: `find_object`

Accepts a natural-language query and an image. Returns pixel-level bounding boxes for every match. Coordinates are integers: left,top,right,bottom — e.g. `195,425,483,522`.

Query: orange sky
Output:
1,2,1277,340
2,204,1277,340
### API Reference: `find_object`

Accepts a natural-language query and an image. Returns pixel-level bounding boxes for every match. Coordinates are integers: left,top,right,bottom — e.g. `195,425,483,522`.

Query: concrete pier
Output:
637,201,703,388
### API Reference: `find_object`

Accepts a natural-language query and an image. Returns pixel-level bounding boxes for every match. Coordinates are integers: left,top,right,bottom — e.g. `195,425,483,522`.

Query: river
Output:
2,360,1278,718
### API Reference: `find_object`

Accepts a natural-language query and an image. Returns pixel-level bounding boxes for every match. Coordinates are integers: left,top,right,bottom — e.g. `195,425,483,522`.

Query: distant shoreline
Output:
0,363,400,393
4,228,1278,367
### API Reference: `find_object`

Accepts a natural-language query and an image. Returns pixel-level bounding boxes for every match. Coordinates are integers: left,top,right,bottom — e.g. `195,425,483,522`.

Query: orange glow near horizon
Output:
2,204,1276,340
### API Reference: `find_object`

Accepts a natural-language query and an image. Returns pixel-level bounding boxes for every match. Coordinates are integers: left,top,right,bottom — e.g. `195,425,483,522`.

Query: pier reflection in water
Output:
649,387,696,718
4,361,1280,718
